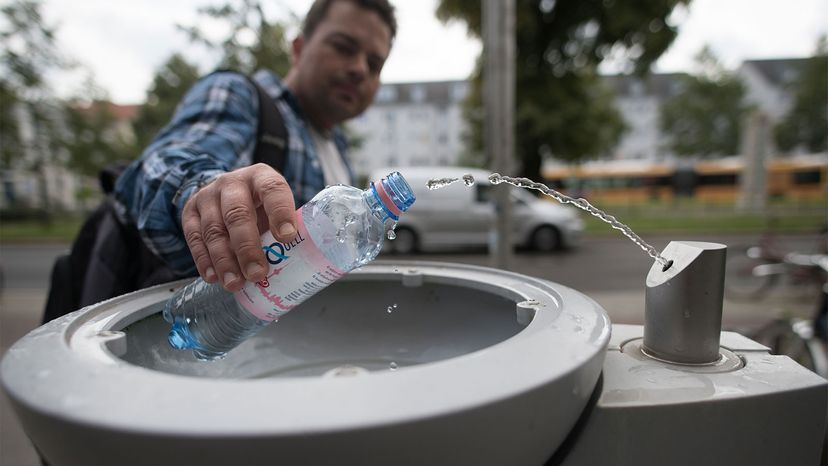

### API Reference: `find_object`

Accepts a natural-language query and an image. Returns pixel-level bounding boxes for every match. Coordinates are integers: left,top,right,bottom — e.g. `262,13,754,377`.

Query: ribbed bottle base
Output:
167,321,227,361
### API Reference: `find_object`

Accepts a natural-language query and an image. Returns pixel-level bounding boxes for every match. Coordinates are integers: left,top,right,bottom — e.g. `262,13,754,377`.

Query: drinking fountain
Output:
2,242,826,466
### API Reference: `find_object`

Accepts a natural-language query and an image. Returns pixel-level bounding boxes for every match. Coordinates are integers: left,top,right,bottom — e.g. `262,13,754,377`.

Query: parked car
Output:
371,166,584,254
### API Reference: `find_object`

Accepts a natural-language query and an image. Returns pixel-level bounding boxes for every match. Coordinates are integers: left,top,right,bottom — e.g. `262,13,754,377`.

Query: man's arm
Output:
115,72,297,291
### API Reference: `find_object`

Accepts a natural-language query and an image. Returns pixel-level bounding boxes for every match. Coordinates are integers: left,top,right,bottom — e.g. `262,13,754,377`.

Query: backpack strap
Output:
208,69,290,172
243,74,289,173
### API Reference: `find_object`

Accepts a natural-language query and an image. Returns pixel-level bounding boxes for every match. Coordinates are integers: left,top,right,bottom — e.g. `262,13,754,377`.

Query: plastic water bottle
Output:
162,172,416,360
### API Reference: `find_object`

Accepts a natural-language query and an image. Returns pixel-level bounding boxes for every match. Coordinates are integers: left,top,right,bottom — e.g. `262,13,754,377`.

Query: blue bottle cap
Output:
372,172,416,221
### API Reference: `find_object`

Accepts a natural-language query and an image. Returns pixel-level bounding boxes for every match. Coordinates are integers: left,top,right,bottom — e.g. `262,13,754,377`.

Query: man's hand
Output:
182,163,297,292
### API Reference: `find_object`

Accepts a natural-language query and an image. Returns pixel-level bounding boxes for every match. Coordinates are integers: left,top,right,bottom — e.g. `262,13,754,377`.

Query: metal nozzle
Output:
643,241,727,365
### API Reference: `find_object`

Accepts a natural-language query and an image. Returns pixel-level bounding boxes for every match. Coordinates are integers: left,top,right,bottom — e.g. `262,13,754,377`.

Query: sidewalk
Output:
1,289,46,466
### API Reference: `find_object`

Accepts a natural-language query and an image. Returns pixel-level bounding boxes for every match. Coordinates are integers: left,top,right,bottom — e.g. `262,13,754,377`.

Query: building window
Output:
377,85,398,102
698,174,738,186
408,108,429,121
410,85,426,103
793,170,821,185
630,81,644,97
451,82,468,102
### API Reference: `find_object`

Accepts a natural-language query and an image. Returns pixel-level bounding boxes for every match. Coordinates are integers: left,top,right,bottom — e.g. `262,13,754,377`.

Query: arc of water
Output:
422,173,670,267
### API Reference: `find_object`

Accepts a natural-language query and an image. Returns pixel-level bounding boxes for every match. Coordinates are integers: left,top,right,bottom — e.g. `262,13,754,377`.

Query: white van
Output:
371,166,584,254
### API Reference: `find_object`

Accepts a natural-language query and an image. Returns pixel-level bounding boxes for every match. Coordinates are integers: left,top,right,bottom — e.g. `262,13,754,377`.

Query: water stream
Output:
427,173,671,269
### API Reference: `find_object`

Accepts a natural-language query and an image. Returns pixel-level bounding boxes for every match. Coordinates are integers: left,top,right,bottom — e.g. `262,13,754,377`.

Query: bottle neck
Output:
364,180,400,223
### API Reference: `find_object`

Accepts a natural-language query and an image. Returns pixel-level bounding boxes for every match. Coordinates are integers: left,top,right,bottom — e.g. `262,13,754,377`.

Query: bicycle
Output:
748,252,828,379
725,227,828,302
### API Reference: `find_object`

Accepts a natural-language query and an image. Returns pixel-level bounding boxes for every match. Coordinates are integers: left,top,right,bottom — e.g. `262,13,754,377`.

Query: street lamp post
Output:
483,0,515,270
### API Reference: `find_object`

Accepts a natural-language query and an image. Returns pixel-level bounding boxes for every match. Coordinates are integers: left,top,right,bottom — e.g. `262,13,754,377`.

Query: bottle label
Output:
234,210,344,321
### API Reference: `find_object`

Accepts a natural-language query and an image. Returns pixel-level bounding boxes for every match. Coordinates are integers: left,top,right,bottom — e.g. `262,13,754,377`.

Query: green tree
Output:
1,0,139,212
177,0,292,76
63,102,133,178
436,0,689,181
660,47,748,157
59,72,141,191
128,0,294,152
131,53,201,151
775,37,828,154
0,78,22,170
0,0,71,213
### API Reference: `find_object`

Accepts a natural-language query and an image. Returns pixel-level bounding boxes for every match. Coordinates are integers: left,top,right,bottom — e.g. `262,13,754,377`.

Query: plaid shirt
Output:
114,70,352,275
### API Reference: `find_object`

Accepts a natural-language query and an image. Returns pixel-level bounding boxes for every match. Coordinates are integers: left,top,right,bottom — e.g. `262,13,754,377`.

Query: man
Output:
114,0,396,293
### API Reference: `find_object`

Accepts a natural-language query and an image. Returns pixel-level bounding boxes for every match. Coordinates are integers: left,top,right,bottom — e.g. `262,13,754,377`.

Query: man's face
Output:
289,1,392,130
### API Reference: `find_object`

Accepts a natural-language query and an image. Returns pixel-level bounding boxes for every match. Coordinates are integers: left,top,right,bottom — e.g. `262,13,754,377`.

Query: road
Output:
0,232,823,465
4,232,821,290
391,232,822,328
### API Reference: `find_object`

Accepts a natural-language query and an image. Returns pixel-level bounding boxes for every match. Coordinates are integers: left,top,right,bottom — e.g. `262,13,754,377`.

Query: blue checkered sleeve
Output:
114,71,259,275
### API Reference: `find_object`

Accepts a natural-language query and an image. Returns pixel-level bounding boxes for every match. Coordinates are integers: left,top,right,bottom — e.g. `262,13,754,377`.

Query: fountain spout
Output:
642,241,727,365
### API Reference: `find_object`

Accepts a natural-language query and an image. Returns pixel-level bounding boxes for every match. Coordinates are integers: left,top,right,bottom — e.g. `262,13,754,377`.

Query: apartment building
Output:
347,80,470,180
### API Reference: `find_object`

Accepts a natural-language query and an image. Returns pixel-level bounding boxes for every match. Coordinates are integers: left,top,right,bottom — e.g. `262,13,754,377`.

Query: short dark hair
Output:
302,0,397,41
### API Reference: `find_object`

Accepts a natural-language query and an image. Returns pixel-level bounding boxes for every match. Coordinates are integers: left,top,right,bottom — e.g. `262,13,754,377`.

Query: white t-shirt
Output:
309,127,350,186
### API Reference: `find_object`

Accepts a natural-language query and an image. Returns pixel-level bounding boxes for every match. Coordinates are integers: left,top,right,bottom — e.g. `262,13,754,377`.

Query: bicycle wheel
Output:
724,245,776,301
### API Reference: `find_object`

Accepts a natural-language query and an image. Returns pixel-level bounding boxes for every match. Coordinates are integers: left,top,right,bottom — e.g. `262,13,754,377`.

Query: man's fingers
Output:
251,166,297,242
182,200,216,283
198,190,244,291
220,183,267,283
180,164,297,290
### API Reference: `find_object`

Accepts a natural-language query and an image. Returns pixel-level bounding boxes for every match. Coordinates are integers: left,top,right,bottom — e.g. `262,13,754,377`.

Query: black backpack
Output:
42,73,289,323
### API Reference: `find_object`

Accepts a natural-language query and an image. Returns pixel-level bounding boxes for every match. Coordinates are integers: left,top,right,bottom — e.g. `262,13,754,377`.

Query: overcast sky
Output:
40,0,827,104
